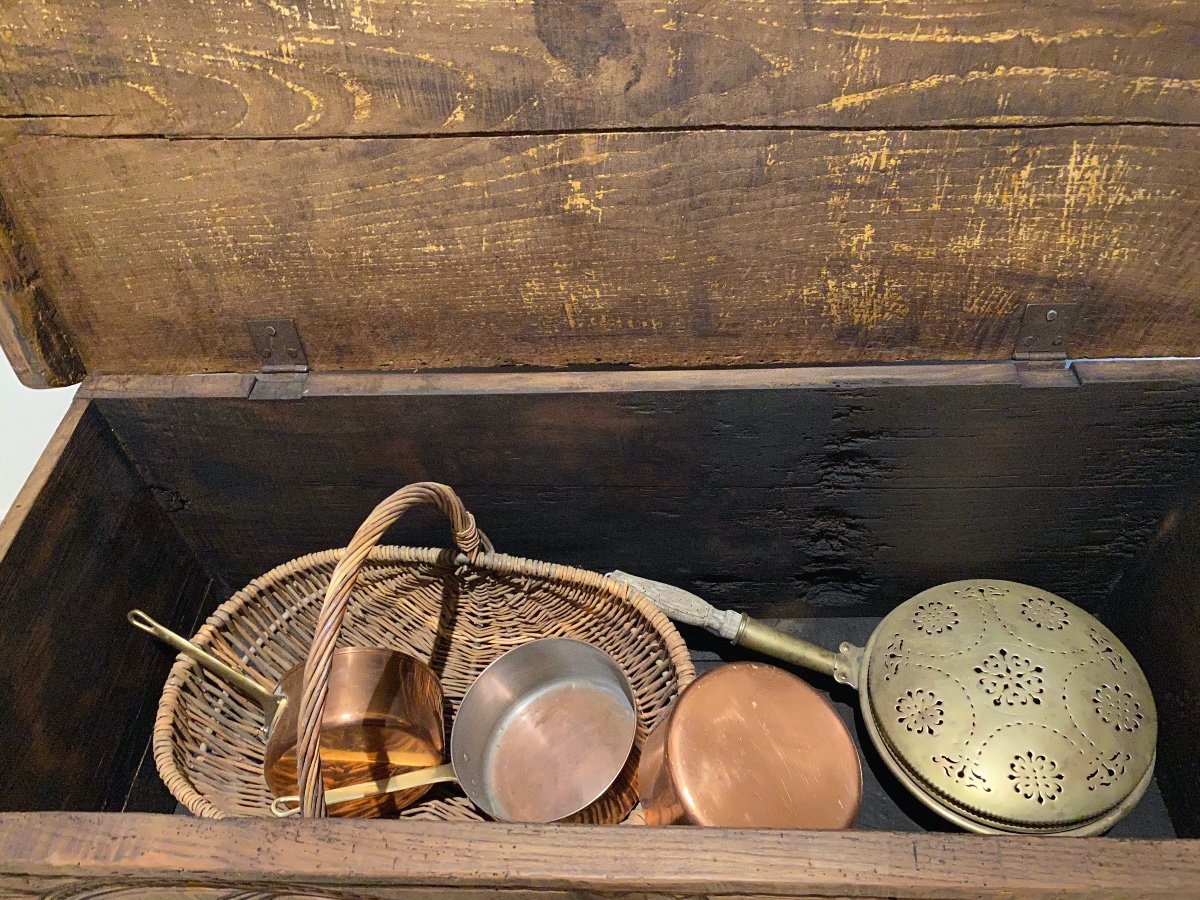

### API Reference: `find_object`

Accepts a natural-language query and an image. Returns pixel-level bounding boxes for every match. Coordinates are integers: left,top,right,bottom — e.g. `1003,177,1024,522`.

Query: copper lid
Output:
641,662,862,828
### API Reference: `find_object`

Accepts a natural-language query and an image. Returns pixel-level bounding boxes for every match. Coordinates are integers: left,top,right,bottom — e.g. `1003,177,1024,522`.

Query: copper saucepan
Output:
128,610,444,817
639,661,862,828
270,637,639,823
610,574,1158,836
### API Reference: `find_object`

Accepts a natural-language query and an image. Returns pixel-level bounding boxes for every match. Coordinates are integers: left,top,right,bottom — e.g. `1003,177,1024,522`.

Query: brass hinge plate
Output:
1013,303,1078,360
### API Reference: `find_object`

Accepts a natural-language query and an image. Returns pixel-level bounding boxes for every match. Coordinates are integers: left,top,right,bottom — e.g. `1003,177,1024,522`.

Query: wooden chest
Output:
2,1,1199,896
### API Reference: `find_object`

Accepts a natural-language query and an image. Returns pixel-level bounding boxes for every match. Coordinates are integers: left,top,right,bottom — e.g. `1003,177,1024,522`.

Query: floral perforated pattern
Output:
934,755,991,792
882,637,905,681
1087,752,1131,790
1021,595,1068,630
1093,684,1144,732
912,600,958,635
1089,629,1127,673
896,689,943,735
1009,752,1063,803
974,648,1045,706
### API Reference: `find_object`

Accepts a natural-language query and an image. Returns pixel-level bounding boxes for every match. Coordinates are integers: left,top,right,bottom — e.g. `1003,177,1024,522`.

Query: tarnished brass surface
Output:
640,662,861,829
863,580,1156,833
735,618,839,678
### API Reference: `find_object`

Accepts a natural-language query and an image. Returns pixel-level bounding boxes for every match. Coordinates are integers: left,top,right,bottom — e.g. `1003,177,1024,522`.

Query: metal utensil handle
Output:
297,482,488,819
127,609,281,721
605,573,845,681
270,762,457,818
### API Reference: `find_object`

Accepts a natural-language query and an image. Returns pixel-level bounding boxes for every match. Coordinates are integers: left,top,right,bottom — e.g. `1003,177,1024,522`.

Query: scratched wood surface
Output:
93,363,1200,619
1,814,1199,899
0,126,1196,375
1,0,1198,136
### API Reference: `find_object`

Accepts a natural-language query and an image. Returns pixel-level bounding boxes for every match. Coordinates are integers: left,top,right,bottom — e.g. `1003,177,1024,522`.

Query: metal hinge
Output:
1013,303,1078,360
247,319,308,400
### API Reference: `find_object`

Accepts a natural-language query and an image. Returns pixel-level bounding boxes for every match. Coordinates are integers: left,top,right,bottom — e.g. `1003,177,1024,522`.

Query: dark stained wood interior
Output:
0,401,213,813
0,189,83,388
93,363,1200,623
89,361,1200,832
0,360,1194,895
1108,496,1200,838
0,126,1196,379
1,1,1197,136
2,3,1198,383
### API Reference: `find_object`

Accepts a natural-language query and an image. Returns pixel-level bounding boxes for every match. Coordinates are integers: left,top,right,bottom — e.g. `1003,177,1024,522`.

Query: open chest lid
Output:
0,1,1197,387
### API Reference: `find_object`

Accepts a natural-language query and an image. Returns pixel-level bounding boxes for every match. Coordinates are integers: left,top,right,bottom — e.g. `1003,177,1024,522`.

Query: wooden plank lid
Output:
0,1,1197,384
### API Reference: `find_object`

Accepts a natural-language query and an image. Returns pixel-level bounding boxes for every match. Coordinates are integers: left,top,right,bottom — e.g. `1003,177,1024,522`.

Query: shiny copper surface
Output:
450,637,639,823
640,662,862,829
265,647,445,818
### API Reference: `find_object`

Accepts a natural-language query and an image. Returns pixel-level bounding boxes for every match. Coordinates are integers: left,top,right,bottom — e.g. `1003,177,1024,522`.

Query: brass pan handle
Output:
127,609,282,723
270,762,457,818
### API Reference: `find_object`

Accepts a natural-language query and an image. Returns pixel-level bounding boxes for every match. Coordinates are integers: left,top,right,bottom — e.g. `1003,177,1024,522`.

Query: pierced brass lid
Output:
865,580,1156,833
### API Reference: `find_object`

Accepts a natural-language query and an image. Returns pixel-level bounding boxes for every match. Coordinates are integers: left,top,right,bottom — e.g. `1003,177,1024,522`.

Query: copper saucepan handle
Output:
297,482,492,819
127,609,282,723
607,571,863,688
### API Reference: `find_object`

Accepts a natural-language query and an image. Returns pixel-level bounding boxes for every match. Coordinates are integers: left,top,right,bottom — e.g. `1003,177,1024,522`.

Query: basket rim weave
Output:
153,544,695,819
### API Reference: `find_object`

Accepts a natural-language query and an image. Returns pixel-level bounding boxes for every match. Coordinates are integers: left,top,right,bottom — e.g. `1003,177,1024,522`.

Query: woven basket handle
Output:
296,482,488,818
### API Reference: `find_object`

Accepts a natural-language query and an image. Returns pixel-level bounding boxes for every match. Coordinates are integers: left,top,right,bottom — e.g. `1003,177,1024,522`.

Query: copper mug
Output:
639,662,862,828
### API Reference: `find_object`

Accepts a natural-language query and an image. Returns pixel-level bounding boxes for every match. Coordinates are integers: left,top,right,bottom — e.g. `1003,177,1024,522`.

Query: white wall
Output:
0,355,78,517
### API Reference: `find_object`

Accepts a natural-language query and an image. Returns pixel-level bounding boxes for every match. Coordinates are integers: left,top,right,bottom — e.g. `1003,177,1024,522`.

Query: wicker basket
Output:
152,482,694,820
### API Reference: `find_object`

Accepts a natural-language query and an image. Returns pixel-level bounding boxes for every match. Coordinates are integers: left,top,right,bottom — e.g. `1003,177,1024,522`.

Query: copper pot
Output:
639,662,862,828
128,611,444,817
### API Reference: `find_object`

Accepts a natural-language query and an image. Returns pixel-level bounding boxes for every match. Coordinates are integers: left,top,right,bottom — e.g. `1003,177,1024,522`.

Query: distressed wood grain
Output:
0,126,1197,375
0,401,211,812
0,813,1198,898
1,1,1198,136
93,363,1200,618
0,181,82,387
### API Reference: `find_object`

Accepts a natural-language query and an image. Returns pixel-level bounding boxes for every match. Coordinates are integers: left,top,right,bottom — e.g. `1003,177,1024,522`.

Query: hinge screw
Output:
1024,336,1036,346
1045,309,1058,322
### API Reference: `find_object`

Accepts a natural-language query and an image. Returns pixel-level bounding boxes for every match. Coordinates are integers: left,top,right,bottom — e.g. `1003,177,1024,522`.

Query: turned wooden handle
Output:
296,482,488,819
